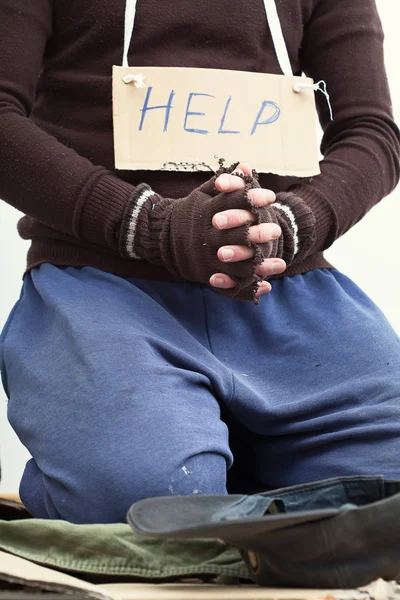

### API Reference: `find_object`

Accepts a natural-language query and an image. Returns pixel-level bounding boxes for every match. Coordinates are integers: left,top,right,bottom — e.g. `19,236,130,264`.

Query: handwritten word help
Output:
138,88,281,137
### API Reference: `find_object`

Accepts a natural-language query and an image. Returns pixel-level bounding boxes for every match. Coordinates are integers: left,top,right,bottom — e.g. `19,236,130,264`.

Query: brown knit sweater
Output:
0,0,399,281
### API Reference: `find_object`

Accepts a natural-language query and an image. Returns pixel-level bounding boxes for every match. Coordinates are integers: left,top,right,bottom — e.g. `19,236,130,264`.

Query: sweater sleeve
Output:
288,0,400,255
0,0,136,252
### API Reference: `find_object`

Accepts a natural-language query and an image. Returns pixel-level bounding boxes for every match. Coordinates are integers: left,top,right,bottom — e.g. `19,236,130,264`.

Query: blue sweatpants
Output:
1,264,400,524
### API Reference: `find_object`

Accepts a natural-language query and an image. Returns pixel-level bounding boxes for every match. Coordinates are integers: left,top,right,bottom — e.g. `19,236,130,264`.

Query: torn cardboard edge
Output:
115,161,320,177
1,552,399,600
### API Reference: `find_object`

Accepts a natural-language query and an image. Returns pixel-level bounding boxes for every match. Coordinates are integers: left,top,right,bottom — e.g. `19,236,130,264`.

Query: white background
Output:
1,0,400,493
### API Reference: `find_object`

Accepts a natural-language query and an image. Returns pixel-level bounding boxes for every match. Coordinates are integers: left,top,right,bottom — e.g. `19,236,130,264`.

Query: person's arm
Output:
0,0,140,251
287,0,400,256
0,0,283,303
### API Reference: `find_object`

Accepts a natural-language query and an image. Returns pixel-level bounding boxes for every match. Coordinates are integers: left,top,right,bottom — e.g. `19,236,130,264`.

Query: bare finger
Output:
209,274,237,289
209,273,272,296
247,188,276,207
256,281,272,297
210,273,272,297
215,173,246,193
213,208,256,230
255,258,286,278
247,223,281,244
217,245,254,263
235,162,252,176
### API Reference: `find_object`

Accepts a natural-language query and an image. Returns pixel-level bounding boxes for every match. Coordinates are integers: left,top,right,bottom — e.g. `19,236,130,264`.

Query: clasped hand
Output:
210,162,287,297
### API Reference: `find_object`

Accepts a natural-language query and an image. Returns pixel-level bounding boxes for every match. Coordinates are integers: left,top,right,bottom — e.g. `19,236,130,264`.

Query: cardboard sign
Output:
113,66,320,176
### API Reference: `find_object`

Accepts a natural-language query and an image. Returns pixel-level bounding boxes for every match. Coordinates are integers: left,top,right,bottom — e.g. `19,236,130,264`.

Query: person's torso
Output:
33,0,314,196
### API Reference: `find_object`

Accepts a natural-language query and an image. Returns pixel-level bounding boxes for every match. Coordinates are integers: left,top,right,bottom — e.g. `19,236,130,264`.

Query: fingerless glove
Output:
119,166,315,303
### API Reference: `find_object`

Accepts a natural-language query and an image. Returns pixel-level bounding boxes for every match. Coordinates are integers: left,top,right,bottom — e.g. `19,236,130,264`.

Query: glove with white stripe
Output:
257,191,316,267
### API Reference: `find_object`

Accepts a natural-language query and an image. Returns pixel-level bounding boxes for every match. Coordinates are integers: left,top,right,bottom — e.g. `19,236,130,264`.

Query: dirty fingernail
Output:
221,248,234,261
271,225,281,239
212,277,225,288
218,175,229,190
215,214,228,227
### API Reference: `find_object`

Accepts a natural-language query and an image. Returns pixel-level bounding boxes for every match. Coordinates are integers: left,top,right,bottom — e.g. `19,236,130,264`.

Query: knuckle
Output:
238,246,253,261
256,223,278,242
254,225,264,243
228,175,243,189
235,210,249,226
256,264,268,276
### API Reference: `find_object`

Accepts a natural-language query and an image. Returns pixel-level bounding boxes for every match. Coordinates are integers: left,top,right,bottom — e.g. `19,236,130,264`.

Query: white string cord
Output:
122,0,147,87
294,80,334,120
123,0,138,68
121,0,332,119
123,0,293,77
262,0,293,77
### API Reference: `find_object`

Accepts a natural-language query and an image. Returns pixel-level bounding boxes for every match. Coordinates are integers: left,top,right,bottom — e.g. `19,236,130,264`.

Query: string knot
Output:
293,79,333,121
123,73,146,88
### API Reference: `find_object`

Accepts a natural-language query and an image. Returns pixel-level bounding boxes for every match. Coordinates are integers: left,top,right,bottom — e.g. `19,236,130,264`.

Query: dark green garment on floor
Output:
0,519,248,582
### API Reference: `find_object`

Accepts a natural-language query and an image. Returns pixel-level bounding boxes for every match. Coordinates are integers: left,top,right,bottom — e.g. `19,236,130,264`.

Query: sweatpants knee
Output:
20,453,228,524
